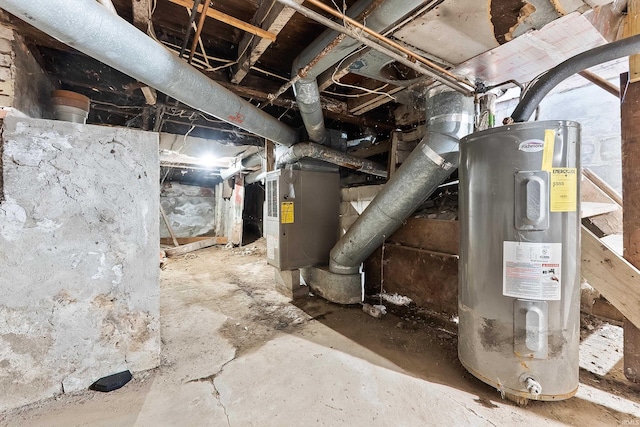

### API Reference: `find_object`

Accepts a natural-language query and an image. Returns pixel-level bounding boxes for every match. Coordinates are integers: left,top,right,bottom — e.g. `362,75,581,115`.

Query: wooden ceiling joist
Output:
231,0,303,84
166,0,277,42
132,0,152,31
347,84,403,116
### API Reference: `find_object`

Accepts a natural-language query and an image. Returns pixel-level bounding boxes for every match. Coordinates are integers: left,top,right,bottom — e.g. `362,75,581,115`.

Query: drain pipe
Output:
286,0,431,144
277,142,387,177
0,0,299,147
329,86,474,276
509,34,640,122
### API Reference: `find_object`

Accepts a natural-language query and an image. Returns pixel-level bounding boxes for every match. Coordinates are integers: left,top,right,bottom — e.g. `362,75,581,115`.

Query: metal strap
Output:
422,144,454,171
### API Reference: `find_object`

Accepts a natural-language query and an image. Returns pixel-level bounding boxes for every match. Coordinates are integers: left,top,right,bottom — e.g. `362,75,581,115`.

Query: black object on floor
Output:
89,370,133,392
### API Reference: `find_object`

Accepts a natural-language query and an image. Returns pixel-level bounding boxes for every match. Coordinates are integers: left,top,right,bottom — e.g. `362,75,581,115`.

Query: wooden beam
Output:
347,84,403,116
581,226,640,330
161,236,228,246
132,0,152,32
188,0,211,63
583,168,623,206
212,77,394,130
165,236,228,257
628,0,640,82
348,139,390,158
160,205,180,247
166,0,277,42
232,0,302,84
581,171,623,237
266,140,275,172
621,69,640,382
578,71,620,98
581,201,619,219
387,131,399,178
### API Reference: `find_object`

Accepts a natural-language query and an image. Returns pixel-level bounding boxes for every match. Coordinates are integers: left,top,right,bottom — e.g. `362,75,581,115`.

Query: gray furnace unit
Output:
265,169,339,270
459,120,581,402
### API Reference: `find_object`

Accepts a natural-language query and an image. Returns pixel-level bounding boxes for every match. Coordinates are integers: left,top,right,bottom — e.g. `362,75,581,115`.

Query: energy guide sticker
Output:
503,241,562,301
550,168,577,212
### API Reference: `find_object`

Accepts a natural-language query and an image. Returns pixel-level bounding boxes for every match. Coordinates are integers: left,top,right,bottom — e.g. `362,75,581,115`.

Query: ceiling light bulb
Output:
201,154,218,167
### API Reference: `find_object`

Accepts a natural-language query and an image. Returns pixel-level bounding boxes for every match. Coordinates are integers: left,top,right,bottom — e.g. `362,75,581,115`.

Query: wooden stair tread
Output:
581,201,619,219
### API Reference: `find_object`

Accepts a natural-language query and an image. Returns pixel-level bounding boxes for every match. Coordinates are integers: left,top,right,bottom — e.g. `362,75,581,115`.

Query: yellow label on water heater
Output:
550,168,577,212
541,129,555,171
281,202,294,224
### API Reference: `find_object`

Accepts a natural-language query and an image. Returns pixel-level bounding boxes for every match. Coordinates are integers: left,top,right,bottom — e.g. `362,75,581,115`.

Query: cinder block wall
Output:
0,116,160,411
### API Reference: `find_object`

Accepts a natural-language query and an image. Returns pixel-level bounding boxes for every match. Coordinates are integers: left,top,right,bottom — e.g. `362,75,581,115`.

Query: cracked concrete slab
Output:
3,241,640,426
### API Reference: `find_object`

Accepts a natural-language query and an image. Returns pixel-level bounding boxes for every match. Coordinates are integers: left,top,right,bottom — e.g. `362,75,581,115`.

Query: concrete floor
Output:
2,240,640,426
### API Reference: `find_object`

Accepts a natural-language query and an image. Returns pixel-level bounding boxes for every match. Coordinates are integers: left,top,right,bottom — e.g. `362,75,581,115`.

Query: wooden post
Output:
621,71,640,382
160,205,180,247
387,131,399,178
629,0,640,83
266,140,275,172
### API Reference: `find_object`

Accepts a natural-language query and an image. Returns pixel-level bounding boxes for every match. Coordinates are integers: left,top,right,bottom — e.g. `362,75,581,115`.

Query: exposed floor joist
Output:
232,0,303,84
132,0,152,31
348,84,404,116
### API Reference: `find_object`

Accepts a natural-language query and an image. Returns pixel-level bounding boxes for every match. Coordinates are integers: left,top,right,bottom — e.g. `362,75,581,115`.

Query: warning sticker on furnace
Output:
281,202,294,224
503,241,562,301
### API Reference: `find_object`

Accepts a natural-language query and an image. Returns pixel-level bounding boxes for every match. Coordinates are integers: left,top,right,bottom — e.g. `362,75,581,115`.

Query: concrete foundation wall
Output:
0,116,160,411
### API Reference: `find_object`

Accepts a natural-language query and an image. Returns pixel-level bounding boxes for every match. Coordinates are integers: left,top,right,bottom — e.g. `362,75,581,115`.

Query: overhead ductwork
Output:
286,0,432,145
277,142,387,177
0,0,299,147
220,153,263,180
328,87,474,276
301,86,473,304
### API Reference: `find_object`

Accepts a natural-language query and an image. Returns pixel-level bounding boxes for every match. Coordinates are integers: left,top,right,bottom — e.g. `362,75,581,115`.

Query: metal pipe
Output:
0,0,299,147
329,87,473,275
294,79,327,144
578,70,620,98
179,0,202,59
220,153,263,180
277,0,474,95
245,170,266,184
510,34,640,122
277,142,387,177
304,0,469,87
189,0,210,63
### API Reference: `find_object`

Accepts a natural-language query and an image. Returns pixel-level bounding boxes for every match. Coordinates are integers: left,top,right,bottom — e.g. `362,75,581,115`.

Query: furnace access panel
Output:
265,169,339,271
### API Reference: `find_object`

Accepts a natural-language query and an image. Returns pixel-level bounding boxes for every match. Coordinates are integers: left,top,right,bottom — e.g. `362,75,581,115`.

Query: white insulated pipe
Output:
0,0,299,147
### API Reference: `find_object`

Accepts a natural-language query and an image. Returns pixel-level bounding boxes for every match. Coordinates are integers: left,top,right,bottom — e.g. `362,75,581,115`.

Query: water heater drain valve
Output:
521,375,542,397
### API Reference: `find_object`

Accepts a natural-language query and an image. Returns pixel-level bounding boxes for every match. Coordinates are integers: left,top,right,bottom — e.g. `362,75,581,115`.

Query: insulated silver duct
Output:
0,0,299,147
277,142,387,177
220,153,263,180
329,87,474,275
287,0,429,145
293,80,327,144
